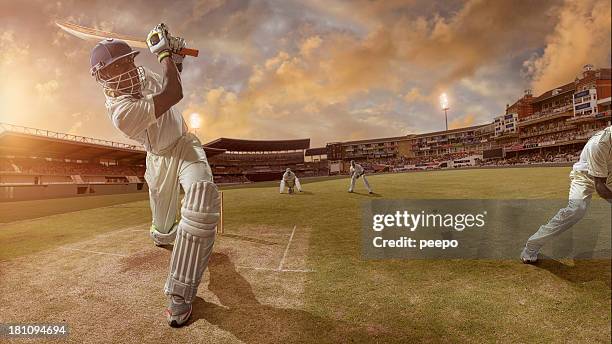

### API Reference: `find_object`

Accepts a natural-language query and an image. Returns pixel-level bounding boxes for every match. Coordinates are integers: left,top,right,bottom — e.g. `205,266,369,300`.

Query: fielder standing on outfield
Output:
280,168,302,194
348,160,373,194
521,126,612,263
90,23,220,327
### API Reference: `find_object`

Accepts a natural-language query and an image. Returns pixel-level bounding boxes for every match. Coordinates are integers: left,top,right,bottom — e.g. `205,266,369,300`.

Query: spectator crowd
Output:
0,158,145,177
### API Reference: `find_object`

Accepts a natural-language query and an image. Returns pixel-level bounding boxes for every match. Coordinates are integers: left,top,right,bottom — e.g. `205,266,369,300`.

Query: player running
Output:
521,126,612,263
348,160,372,194
280,168,302,194
90,23,220,327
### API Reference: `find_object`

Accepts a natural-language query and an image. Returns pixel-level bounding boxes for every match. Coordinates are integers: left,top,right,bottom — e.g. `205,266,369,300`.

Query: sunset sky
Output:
0,0,610,147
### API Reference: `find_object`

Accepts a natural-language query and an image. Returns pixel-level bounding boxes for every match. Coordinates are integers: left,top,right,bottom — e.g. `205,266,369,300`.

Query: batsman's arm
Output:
593,177,612,204
152,57,183,119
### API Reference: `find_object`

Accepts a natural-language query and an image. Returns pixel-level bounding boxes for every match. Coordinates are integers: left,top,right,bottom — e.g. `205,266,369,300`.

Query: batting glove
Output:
169,36,186,54
146,23,171,62
169,36,186,66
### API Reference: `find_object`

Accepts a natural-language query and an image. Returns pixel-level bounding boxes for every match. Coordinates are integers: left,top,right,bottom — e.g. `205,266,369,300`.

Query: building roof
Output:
305,147,327,156
0,123,225,163
334,135,414,146
532,81,575,103
414,124,491,138
203,137,310,152
0,123,146,163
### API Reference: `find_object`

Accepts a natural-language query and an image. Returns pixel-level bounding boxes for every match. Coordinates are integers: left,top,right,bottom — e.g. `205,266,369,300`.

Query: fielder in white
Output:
280,168,302,194
348,160,372,194
521,126,612,263
90,24,220,327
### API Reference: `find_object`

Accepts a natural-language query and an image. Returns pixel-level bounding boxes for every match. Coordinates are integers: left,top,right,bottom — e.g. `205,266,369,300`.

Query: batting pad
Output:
165,181,220,303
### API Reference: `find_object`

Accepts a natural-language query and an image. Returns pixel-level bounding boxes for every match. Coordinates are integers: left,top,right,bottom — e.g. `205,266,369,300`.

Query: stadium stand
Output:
329,65,611,173
0,123,151,201
204,137,327,183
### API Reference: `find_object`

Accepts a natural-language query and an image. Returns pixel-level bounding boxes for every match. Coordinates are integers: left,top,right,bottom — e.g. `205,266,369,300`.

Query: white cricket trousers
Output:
349,173,372,193
144,133,214,233
525,170,610,251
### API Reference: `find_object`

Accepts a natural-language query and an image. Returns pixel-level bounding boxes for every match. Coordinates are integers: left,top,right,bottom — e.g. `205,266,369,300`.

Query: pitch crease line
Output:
60,247,127,257
278,225,297,271
236,265,315,273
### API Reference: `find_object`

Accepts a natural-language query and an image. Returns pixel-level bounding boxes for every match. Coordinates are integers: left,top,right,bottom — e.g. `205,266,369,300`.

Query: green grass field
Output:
1,166,610,343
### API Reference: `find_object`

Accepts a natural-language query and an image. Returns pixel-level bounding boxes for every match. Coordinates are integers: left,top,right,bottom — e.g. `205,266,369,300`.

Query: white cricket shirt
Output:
283,171,296,181
573,126,612,178
105,67,187,154
350,163,364,176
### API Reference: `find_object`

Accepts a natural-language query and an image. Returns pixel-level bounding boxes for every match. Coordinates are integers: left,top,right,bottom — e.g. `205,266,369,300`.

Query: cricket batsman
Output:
348,160,372,194
521,126,612,263
90,23,220,327
280,168,302,194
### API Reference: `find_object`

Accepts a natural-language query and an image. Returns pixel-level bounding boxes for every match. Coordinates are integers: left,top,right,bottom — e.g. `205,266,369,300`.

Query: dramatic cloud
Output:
449,114,476,130
524,0,612,94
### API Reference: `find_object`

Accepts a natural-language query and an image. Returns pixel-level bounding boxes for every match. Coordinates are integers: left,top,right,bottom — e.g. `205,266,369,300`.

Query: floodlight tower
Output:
190,113,201,137
440,93,450,131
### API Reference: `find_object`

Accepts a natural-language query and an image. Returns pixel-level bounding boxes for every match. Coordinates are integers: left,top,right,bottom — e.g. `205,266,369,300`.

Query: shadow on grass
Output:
280,190,315,196
190,252,412,343
349,191,383,197
536,253,611,287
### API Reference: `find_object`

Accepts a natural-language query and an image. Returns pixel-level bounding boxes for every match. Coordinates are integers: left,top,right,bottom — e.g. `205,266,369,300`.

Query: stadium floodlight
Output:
190,113,201,136
440,93,449,131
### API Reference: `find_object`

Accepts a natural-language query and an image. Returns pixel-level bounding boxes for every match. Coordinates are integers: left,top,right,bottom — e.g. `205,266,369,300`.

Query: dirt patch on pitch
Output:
120,247,171,273
0,223,327,343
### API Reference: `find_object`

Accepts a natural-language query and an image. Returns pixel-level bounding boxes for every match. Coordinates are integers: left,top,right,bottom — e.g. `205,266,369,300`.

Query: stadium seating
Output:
0,157,144,177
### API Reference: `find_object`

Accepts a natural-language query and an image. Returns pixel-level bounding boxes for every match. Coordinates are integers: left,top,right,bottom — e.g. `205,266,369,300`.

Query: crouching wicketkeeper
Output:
280,168,302,194
90,23,219,327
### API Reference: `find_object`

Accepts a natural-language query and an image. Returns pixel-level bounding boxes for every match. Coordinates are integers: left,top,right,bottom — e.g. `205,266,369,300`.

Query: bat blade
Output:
56,20,148,48
55,20,198,57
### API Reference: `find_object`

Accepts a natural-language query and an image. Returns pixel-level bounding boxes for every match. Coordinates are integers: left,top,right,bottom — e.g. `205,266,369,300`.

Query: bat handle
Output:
179,47,199,57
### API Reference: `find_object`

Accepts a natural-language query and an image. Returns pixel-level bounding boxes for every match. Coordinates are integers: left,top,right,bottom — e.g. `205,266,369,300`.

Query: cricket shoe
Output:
150,223,177,247
520,245,539,264
165,296,192,328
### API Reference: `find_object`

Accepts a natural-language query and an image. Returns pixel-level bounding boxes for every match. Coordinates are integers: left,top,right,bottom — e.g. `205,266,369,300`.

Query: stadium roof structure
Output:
305,147,327,156
532,81,575,103
330,135,414,146
414,124,491,138
204,137,310,152
0,123,226,164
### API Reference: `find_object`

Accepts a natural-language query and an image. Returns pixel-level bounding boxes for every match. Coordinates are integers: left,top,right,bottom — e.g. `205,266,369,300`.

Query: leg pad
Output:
164,181,220,303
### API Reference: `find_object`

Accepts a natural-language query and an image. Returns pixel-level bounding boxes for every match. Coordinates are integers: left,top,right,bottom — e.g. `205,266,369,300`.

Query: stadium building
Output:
304,147,329,176
0,123,227,202
326,125,496,171
409,124,494,164
325,136,415,173
500,65,611,163
0,123,148,202
203,137,325,183
322,65,610,171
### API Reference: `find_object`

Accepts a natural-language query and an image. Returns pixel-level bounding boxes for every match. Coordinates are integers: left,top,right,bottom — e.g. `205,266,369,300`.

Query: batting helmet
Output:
90,38,139,75
90,39,144,97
